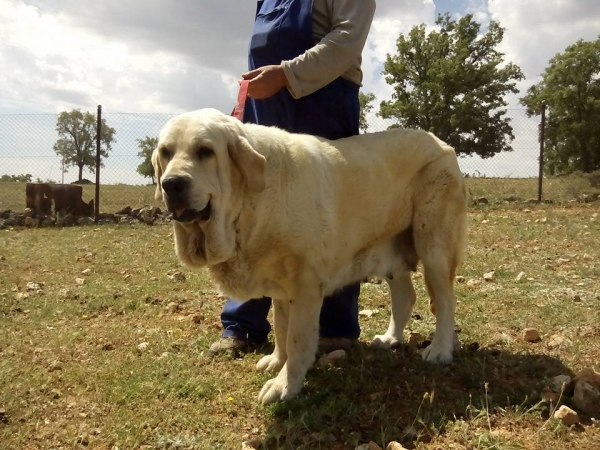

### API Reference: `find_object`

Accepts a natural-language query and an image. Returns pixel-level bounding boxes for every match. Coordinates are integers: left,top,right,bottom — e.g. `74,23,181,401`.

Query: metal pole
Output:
537,102,546,203
95,105,101,221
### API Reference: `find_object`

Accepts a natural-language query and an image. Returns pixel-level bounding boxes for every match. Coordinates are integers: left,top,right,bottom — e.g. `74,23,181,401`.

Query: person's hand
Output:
242,65,288,99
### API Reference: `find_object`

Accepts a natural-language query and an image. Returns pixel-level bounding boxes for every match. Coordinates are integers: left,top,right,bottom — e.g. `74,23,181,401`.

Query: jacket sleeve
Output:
281,0,376,99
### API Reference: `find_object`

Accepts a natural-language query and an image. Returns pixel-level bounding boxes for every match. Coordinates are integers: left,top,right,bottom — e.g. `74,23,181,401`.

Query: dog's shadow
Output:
257,344,575,449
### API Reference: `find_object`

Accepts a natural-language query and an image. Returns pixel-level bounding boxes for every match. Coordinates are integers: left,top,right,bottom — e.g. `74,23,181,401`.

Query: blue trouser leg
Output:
221,282,361,343
221,297,272,344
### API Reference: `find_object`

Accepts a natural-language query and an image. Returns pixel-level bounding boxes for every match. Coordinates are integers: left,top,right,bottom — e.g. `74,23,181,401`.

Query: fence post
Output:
537,102,546,203
95,105,101,221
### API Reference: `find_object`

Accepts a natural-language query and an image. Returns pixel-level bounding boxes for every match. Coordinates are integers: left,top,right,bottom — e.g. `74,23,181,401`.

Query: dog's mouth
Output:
172,200,211,223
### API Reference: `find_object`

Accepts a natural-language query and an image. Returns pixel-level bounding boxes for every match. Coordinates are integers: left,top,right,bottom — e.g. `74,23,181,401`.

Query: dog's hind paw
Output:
258,376,300,405
370,334,401,349
421,342,453,364
256,353,286,374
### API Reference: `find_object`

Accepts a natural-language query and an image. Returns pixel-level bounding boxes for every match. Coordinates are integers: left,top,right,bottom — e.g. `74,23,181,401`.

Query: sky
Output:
0,0,599,183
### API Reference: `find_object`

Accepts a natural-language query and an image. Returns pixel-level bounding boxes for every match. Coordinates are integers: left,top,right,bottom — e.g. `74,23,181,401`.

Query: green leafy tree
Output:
380,14,524,158
521,37,600,175
136,136,158,184
359,91,376,133
53,110,116,181
0,173,32,182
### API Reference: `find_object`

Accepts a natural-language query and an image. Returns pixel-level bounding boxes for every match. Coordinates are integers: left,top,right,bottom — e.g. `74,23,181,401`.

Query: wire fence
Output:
1,108,599,223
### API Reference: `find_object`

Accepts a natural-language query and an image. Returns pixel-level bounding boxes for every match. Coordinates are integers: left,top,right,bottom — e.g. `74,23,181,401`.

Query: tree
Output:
521,37,600,175
380,14,524,158
136,136,158,184
359,91,376,133
0,173,32,182
53,110,116,181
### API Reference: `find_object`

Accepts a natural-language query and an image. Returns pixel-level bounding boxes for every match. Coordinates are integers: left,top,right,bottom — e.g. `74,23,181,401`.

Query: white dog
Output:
152,109,467,404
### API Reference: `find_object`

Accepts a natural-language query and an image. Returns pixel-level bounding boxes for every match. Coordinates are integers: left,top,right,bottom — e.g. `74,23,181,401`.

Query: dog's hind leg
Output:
413,162,467,364
370,271,416,349
419,258,457,363
256,299,288,374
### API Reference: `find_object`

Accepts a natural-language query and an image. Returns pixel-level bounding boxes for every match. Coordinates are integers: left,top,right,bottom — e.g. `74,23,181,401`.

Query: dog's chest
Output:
209,257,286,301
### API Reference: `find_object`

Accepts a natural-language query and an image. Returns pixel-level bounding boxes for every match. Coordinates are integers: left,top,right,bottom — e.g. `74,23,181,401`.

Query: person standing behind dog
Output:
209,0,377,355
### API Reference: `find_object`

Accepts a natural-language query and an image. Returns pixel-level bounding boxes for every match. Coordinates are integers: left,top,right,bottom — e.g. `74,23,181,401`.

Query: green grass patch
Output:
1,205,599,448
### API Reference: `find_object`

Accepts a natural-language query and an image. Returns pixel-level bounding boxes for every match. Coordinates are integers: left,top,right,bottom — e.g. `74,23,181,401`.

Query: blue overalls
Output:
221,0,361,344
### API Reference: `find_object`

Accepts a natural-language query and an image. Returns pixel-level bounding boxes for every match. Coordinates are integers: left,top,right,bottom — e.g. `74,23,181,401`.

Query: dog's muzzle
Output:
161,176,212,223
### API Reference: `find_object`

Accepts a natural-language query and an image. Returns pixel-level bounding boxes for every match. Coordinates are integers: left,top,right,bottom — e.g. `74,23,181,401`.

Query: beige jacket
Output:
281,0,376,99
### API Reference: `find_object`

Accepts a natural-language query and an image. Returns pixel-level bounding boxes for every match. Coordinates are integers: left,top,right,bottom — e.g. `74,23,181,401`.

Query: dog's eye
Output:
196,146,214,160
161,148,172,160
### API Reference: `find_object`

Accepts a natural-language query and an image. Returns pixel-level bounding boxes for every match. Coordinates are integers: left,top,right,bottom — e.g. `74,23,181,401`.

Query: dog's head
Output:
152,108,266,267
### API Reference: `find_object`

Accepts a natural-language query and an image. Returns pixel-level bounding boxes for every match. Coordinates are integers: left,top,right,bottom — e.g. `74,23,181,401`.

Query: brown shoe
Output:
318,337,358,354
209,337,248,356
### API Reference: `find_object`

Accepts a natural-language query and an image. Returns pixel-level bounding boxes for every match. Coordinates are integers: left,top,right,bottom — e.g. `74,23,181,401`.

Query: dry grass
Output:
2,175,599,214
1,204,599,449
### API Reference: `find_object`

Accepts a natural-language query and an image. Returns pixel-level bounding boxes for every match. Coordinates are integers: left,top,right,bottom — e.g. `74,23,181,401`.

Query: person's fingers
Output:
242,69,262,80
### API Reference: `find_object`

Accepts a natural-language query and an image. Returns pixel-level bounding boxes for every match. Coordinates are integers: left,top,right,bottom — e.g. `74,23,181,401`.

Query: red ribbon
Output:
231,79,250,121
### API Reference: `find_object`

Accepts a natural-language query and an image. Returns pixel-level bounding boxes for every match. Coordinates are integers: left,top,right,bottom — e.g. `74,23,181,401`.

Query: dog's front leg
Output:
256,299,288,373
258,291,321,405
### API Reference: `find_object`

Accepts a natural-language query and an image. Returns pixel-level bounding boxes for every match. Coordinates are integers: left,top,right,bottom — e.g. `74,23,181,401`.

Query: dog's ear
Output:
228,136,266,192
151,147,163,201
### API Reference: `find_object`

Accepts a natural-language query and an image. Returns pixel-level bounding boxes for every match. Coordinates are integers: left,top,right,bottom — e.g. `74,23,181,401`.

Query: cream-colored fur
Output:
153,108,468,404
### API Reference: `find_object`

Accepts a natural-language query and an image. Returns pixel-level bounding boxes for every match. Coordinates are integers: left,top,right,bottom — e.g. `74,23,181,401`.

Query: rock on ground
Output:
573,380,600,416
523,328,541,342
553,405,580,426
356,442,382,450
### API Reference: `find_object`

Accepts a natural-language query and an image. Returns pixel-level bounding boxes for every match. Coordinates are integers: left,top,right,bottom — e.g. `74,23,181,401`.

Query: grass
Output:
1,175,599,214
1,204,600,449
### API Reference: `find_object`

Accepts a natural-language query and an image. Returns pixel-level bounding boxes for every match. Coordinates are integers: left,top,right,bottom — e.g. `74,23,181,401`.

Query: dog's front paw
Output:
370,334,401,349
256,353,286,374
421,341,453,364
258,375,301,405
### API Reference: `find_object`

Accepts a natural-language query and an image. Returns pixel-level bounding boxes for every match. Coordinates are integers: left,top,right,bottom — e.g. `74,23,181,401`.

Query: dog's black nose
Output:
162,176,189,198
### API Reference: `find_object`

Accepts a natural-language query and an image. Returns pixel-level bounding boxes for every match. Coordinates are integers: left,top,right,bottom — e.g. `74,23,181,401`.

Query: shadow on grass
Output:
258,344,574,449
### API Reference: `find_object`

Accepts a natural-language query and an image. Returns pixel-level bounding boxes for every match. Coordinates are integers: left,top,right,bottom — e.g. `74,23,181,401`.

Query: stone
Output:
575,368,600,390
26,282,41,291
42,216,56,227
548,375,574,396
47,360,62,372
523,328,541,343
137,342,149,352
386,443,408,450
167,271,186,282
23,207,34,218
77,434,90,446
547,334,572,348
572,380,600,416
515,271,525,282
191,314,202,324
242,440,261,450
504,195,519,202
81,268,92,275
24,216,39,227
318,349,347,368
116,206,132,215
50,388,62,399
356,442,382,450
554,405,580,426
476,197,489,205
483,271,495,281
407,332,425,349
166,302,181,313
77,216,94,226
75,278,85,285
